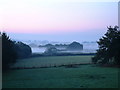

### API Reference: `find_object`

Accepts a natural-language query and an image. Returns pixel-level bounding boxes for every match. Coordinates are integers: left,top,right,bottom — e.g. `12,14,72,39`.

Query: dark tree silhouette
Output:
2,32,32,71
14,42,32,59
2,32,17,71
92,26,120,65
67,41,83,50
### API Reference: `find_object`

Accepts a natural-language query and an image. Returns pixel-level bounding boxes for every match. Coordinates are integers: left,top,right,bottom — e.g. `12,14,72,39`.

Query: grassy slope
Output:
3,65,119,88
3,56,119,88
11,56,93,68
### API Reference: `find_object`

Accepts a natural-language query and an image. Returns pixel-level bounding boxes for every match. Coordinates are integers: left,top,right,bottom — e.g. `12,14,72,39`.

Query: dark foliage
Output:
2,32,17,71
67,41,83,50
44,47,58,55
2,32,32,71
14,42,32,59
92,26,120,65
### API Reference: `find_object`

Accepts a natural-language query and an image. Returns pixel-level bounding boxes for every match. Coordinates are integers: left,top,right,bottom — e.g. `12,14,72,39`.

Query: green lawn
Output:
11,56,93,68
3,65,119,88
3,56,119,88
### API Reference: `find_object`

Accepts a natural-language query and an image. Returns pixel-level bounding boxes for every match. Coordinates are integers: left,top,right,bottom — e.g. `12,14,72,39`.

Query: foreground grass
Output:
3,65,119,88
11,56,92,68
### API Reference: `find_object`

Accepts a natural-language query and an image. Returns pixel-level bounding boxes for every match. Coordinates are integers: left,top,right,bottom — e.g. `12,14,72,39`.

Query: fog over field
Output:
2,0,119,89
21,40,98,54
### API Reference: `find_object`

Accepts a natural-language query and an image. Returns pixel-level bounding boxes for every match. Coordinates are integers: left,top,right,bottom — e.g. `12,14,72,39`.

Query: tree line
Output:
1,26,120,71
1,32,32,71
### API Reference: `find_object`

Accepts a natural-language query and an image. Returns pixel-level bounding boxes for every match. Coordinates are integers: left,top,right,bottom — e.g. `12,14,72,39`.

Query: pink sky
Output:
0,0,118,34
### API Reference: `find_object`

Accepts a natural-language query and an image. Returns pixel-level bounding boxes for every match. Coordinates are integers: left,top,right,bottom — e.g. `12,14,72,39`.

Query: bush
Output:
14,42,32,59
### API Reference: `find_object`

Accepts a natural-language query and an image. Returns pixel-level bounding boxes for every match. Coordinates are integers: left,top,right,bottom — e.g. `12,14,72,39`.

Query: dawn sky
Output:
0,0,118,42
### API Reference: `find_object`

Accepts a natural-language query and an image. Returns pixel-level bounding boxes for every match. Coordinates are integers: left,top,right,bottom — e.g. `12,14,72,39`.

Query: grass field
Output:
3,55,119,88
11,56,93,68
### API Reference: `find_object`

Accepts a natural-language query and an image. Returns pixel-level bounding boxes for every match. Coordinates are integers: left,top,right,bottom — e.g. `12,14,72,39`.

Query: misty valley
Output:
1,0,119,89
2,36,119,88
27,41,98,54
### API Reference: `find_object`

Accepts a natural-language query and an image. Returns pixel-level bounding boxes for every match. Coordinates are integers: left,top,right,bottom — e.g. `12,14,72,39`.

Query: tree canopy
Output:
14,42,32,59
67,41,83,50
1,32,32,71
92,26,120,65
2,32,17,70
